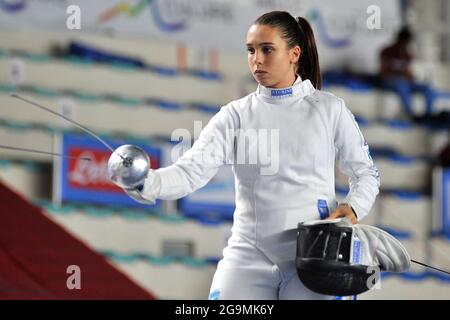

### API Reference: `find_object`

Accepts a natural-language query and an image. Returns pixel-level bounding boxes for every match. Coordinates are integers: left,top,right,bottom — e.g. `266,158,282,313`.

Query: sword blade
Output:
0,144,91,161
10,92,117,154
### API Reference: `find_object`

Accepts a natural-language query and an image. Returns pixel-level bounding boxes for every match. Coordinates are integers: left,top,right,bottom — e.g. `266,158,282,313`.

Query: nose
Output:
253,49,263,65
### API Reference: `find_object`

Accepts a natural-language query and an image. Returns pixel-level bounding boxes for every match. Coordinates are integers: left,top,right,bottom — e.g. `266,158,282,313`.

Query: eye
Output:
247,47,255,54
262,46,273,54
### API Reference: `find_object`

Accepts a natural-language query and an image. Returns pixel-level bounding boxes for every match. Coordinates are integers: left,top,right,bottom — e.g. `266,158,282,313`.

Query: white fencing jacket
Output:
151,76,380,262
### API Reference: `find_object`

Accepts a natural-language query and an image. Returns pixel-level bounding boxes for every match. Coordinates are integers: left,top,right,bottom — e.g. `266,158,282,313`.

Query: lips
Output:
254,70,267,75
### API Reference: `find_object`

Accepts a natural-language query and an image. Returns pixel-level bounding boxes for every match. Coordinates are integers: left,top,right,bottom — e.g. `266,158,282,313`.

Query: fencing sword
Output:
10,93,116,153
0,144,91,161
410,259,450,275
8,93,151,190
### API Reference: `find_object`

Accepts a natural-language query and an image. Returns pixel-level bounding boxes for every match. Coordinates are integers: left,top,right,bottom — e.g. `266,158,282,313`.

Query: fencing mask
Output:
296,218,411,296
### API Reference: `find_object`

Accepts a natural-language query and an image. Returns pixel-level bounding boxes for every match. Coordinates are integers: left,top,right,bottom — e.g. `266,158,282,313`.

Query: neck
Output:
268,73,297,89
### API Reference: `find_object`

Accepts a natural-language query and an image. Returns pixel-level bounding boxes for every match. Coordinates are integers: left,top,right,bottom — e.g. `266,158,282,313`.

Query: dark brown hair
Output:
254,11,322,89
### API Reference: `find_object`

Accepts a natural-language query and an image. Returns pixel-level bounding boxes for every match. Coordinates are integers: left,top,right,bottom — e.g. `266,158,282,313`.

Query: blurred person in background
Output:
378,26,436,116
111,11,380,299
437,138,450,168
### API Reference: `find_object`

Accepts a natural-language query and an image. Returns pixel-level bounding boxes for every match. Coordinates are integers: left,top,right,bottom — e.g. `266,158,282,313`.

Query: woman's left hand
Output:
327,203,358,224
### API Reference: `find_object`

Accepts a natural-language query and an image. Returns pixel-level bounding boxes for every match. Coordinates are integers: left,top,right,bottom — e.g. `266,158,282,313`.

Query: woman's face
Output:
247,24,300,88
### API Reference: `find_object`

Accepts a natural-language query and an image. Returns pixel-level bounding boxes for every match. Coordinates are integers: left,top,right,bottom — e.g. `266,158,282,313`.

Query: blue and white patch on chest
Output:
270,88,293,98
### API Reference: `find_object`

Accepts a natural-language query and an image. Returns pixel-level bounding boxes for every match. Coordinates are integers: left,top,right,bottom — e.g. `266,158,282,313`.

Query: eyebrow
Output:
246,42,275,46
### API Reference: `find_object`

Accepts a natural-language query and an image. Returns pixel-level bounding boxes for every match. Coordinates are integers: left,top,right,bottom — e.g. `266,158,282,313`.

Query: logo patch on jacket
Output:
317,199,330,219
271,88,293,97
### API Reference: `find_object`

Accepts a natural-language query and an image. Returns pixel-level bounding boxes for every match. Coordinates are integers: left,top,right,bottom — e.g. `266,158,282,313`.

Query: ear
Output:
290,45,301,64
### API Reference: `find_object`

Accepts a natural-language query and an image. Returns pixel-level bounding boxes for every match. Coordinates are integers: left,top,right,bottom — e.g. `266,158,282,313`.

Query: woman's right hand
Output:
123,169,161,205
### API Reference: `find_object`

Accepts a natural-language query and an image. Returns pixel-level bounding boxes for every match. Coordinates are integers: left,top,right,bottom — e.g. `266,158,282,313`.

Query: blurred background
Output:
0,0,449,299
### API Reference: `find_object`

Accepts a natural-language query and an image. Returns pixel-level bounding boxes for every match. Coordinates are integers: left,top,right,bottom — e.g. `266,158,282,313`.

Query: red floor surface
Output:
0,182,155,299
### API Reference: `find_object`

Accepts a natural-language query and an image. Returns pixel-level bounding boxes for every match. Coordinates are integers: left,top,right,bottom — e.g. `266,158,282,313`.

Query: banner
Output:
55,132,162,209
0,0,401,72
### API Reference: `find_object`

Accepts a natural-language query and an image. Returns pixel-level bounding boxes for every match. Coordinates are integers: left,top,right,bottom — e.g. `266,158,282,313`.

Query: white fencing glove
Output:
352,223,411,272
123,169,161,205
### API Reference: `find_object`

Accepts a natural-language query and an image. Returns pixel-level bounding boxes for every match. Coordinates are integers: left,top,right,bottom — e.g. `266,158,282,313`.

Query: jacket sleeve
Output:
154,105,237,200
334,99,380,221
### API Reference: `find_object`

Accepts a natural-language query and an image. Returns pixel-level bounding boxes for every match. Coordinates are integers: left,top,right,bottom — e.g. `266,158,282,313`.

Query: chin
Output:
254,77,273,87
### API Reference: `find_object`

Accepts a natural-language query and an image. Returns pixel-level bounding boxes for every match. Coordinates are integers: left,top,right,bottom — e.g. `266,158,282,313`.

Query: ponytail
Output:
296,17,322,89
254,11,322,89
